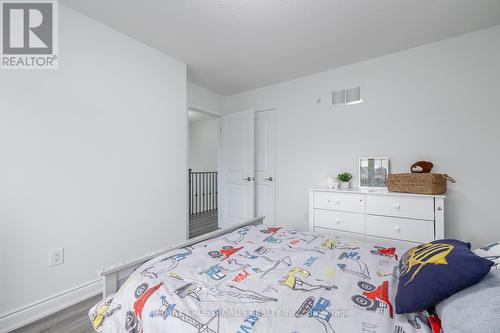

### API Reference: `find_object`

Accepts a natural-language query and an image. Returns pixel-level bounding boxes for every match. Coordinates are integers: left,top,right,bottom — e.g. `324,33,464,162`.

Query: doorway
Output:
188,107,220,238
219,109,276,227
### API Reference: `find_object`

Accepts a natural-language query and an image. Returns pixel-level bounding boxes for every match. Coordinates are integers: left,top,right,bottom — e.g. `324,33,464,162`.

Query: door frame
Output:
254,108,278,226
186,105,221,240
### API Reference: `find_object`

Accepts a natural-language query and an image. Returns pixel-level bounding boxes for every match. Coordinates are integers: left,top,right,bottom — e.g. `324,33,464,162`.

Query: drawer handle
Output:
394,203,401,210
393,225,401,232
336,218,341,224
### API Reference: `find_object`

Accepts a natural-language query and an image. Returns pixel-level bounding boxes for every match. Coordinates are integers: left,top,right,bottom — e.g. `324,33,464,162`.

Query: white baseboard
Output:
0,279,102,333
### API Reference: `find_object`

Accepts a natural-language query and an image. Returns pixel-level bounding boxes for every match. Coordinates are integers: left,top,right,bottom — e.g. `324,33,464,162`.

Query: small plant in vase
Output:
337,172,353,189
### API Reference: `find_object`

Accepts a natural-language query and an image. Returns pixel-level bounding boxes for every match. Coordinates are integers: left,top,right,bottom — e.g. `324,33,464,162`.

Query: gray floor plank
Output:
189,210,219,238
11,295,101,333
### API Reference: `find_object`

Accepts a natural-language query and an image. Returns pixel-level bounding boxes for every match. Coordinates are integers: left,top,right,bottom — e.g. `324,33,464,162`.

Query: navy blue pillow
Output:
395,239,493,314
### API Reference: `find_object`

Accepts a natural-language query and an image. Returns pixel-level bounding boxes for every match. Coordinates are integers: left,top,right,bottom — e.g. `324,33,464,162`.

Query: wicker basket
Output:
387,173,455,195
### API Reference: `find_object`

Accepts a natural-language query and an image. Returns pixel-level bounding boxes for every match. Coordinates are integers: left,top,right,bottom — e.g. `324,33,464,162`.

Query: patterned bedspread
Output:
89,225,433,333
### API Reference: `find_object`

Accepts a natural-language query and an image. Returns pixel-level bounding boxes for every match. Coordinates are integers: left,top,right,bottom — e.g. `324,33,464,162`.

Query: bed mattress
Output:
89,225,433,333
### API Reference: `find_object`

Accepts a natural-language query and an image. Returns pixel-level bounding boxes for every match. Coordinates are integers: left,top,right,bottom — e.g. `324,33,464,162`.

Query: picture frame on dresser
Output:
359,157,390,191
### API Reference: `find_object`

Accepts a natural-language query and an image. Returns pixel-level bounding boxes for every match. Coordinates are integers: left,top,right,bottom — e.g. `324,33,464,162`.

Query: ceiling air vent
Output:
332,86,362,106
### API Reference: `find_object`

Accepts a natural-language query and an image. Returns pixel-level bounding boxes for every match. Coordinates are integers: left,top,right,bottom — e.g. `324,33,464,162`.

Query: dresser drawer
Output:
314,209,365,234
314,191,365,213
366,195,434,220
366,215,434,243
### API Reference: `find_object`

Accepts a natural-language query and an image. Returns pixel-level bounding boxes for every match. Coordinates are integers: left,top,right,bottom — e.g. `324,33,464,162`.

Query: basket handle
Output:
442,174,456,183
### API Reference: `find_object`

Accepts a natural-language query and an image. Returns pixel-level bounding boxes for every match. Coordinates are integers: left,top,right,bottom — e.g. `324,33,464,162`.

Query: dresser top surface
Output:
309,187,446,199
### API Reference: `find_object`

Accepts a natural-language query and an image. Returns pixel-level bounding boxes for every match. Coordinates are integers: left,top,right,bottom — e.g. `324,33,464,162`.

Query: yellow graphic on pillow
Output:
400,242,454,286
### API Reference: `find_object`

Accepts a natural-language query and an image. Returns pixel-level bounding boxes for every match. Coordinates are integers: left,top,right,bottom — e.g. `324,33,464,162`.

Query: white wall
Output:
187,82,221,172
225,25,500,247
189,119,219,171
0,5,187,329
187,82,224,115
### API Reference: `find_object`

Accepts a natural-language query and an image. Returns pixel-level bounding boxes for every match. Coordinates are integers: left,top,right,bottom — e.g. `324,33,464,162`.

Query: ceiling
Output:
60,0,500,95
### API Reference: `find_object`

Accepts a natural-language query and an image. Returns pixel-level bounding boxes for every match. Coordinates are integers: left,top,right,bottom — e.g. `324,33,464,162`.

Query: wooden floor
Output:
189,210,219,238
11,295,101,333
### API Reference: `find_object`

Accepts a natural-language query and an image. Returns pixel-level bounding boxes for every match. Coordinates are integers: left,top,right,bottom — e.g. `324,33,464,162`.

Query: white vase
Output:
340,181,350,189
326,176,339,189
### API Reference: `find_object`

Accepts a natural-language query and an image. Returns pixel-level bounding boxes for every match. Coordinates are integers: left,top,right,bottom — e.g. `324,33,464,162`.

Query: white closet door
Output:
254,110,276,226
219,109,255,227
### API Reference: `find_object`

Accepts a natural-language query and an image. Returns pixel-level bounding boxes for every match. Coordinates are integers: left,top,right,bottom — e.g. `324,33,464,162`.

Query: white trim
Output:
0,279,102,332
273,108,280,226
310,186,446,199
186,106,190,240
217,117,223,229
254,108,276,113
188,106,221,118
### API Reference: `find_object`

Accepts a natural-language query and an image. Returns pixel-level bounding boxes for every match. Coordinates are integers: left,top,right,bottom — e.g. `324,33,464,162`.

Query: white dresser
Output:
309,188,445,246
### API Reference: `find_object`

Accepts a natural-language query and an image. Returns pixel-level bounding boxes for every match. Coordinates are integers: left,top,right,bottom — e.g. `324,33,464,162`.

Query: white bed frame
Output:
98,216,265,297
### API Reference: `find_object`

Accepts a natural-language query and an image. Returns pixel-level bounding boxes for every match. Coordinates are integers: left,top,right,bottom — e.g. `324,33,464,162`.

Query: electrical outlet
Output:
49,248,64,267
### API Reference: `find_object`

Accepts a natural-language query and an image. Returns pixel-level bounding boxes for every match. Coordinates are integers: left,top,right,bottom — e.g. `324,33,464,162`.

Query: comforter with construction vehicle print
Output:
89,225,435,333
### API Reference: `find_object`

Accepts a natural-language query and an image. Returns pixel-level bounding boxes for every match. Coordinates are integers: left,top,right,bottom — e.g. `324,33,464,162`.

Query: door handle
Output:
242,177,253,181
264,177,273,181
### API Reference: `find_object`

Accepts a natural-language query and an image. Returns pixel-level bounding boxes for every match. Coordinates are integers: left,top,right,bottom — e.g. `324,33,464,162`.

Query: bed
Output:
89,219,434,333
